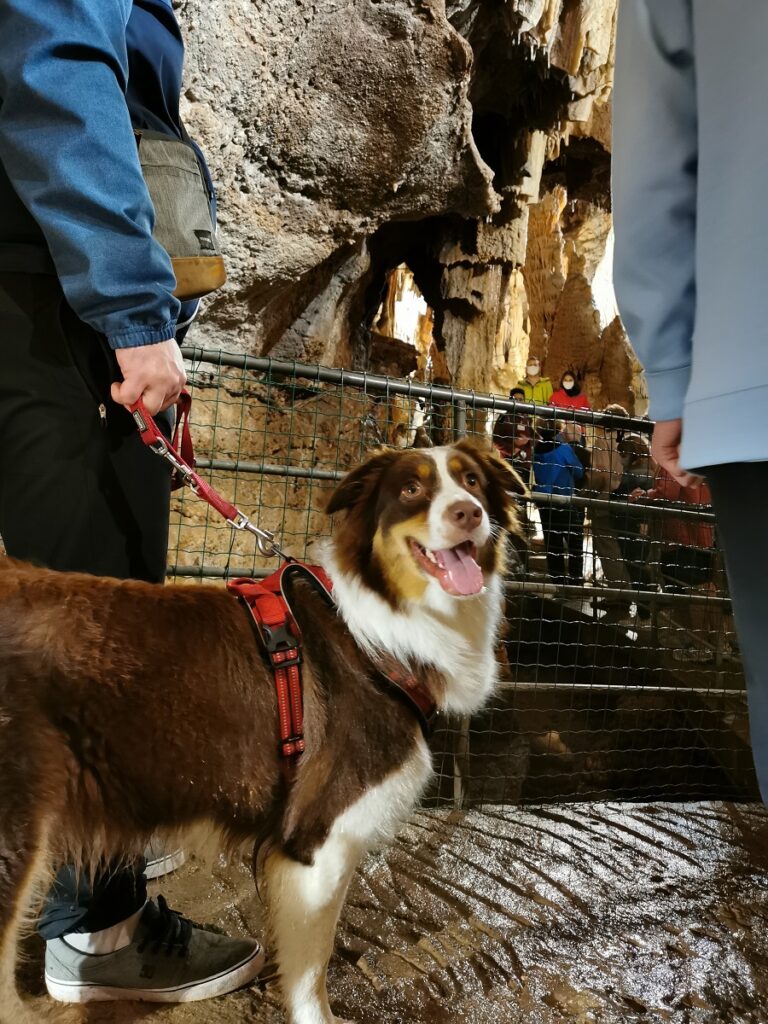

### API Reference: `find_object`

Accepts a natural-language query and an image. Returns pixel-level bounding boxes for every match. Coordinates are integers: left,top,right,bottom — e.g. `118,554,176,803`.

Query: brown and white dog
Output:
0,439,523,1024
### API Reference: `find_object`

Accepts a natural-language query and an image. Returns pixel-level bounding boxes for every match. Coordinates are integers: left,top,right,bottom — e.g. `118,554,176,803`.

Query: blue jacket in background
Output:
532,440,585,496
0,0,182,349
613,0,768,468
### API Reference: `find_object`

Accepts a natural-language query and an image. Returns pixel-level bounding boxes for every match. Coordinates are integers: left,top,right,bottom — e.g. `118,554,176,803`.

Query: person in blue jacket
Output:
532,426,586,585
613,2,768,802
0,0,264,1005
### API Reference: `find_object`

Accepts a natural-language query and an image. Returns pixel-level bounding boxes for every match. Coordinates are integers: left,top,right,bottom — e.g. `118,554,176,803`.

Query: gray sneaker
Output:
144,840,186,879
45,896,265,1004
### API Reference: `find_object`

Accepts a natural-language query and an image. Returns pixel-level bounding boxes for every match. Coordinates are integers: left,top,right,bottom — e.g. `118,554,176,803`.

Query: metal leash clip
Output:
147,435,198,489
231,511,290,560
129,394,290,562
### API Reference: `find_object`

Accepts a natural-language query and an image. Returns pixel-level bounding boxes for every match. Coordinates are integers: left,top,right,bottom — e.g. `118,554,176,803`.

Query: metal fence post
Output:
453,718,471,811
452,395,471,808
453,398,467,442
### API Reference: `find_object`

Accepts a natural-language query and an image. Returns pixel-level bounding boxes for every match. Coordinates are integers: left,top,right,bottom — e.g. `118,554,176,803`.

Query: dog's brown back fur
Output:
0,558,422,1022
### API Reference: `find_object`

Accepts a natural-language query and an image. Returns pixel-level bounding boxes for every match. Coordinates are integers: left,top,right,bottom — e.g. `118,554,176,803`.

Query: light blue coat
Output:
612,0,768,469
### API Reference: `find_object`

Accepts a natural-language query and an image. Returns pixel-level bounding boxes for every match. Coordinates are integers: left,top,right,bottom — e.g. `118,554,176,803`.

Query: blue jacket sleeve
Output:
563,445,584,481
612,0,697,421
0,0,180,349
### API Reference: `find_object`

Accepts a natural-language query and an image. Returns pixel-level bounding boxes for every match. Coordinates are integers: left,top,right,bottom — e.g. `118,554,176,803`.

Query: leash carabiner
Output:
230,510,291,560
129,393,290,561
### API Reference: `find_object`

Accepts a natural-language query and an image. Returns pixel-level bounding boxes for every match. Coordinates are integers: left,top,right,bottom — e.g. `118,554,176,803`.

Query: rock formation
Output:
179,0,644,411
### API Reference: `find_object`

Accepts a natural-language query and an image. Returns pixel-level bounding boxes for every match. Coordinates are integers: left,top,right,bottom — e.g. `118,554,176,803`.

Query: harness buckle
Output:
261,623,302,667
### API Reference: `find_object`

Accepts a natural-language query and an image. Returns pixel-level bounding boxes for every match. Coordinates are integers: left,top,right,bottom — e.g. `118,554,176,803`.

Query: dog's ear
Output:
326,449,401,515
453,438,528,497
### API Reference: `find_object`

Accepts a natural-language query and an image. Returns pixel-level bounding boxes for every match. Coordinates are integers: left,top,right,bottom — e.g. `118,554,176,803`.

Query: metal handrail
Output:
180,346,653,432
193,456,716,522
166,563,730,608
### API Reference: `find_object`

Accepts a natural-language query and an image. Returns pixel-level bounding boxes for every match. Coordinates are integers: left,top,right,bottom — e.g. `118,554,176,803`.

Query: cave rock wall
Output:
180,0,640,409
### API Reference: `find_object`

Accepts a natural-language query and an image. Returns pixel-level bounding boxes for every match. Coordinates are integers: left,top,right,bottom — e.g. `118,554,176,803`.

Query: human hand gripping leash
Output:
128,392,290,561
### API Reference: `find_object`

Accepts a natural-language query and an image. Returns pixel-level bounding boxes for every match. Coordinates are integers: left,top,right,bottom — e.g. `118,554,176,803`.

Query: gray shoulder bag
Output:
134,129,226,301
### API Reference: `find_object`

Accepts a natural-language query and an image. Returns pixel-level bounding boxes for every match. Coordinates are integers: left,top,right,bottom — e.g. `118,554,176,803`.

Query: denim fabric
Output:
0,0,181,348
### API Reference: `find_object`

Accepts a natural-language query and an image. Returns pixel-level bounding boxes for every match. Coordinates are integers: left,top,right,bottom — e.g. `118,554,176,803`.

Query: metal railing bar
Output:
167,563,731,608
167,565,272,579
180,346,652,432
496,680,746,697
190,458,715,521
195,458,343,482
505,577,731,607
532,491,715,521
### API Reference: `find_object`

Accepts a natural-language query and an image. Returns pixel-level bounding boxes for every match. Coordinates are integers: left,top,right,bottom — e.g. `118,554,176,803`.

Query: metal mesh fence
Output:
171,346,757,808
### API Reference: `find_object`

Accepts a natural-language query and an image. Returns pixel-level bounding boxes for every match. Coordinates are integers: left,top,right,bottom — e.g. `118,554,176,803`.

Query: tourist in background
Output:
550,370,591,412
630,467,717,661
493,387,537,546
516,355,553,404
611,433,657,612
585,405,633,623
492,386,536,482
533,425,585,585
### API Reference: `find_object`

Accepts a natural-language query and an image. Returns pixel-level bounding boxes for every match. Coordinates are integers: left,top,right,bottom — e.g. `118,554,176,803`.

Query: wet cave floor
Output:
23,803,768,1023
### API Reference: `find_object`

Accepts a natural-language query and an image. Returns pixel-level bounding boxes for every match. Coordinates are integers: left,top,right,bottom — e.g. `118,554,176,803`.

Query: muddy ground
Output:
23,803,768,1023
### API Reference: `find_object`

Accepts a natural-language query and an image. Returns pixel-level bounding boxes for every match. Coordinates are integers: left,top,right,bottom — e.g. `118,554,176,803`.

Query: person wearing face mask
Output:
516,356,554,404
550,371,591,412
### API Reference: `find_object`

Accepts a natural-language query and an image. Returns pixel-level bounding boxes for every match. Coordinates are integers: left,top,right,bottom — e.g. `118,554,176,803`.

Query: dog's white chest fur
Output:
323,546,503,715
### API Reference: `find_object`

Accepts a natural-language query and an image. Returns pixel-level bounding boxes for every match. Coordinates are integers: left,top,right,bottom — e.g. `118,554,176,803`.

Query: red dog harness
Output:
228,563,438,766
227,563,334,763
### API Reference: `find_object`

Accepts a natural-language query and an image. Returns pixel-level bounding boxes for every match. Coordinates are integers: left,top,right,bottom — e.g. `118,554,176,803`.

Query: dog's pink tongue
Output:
434,545,484,596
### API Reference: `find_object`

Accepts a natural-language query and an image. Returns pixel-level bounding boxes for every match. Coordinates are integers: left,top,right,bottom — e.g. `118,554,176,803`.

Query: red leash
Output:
129,393,288,560
129,394,316,764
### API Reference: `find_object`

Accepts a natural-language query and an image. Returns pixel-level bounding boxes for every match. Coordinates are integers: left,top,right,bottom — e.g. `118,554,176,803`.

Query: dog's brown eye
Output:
464,472,479,488
401,480,422,498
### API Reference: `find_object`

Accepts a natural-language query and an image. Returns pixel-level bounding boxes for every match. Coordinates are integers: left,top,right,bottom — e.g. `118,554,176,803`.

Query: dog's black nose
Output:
447,500,482,531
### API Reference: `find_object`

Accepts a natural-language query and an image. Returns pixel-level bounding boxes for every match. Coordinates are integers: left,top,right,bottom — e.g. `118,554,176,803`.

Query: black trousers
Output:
0,273,172,936
539,503,585,584
705,462,768,804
